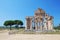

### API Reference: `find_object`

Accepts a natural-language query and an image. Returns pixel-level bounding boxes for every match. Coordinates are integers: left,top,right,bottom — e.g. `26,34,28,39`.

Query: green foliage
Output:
4,21,8,26
54,24,60,30
54,27,60,30
14,20,23,29
14,20,23,25
4,20,14,26
4,20,14,30
4,20,23,30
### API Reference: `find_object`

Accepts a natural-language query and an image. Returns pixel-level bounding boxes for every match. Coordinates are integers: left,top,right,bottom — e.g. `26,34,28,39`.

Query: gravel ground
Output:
0,32,60,40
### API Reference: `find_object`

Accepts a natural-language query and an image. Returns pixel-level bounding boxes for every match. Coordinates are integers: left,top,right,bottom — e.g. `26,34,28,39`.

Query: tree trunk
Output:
15,24,19,29
10,25,11,30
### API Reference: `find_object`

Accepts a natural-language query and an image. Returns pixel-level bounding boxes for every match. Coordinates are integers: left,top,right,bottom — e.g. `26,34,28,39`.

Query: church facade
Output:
25,8,54,32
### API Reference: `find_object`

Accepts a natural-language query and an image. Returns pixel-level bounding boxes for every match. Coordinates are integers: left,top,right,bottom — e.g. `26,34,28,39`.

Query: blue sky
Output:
0,0,60,26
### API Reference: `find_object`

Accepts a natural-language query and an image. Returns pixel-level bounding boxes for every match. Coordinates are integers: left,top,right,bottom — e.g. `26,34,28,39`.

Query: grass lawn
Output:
0,28,60,34
8,28,60,34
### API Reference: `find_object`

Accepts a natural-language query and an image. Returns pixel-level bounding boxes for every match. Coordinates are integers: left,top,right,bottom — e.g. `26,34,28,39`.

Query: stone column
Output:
48,20,51,30
46,21,48,30
50,20,53,30
44,22,47,30
25,19,27,30
39,22,40,30
40,22,42,31
25,17,32,31
38,22,40,30
30,19,32,30
37,22,38,31
44,19,47,30
35,23,38,31
34,22,35,30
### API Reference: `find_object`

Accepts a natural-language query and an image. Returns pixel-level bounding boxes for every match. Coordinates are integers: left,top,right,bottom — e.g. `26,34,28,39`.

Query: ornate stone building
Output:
25,8,54,32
